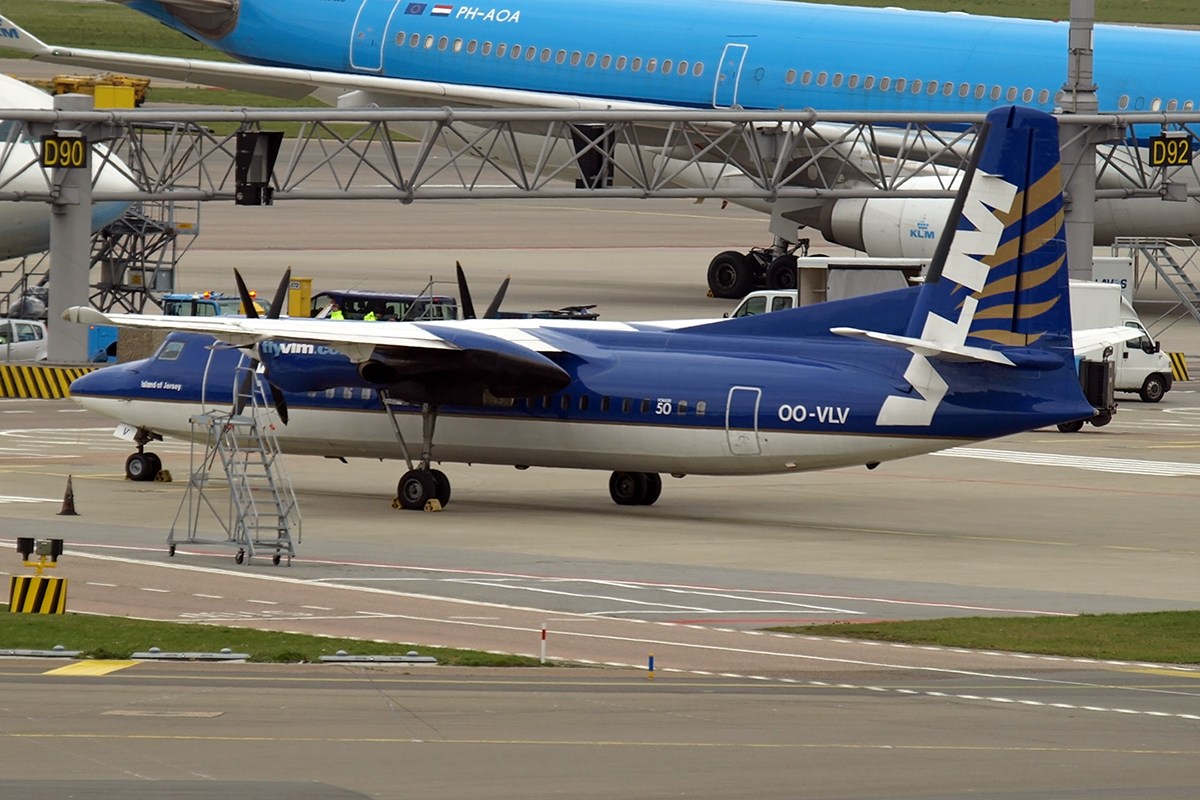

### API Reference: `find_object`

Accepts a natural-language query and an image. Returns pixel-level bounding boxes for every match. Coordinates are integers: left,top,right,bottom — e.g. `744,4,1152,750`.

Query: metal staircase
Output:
1111,237,1200,325
168,355,300,565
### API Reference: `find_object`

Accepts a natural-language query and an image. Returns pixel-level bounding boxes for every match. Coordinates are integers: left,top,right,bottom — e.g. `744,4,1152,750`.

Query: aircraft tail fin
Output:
835,106,1073,367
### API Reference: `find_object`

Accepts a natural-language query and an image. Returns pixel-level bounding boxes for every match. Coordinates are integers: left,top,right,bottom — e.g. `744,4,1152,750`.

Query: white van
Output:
729,280,1173,402
0,319,48,362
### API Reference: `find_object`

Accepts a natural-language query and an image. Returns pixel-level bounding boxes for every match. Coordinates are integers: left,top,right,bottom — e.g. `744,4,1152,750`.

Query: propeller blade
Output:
482,276,511,320
268,382,289,425
233,268,259,319
268,267,292,320
456,261,477,320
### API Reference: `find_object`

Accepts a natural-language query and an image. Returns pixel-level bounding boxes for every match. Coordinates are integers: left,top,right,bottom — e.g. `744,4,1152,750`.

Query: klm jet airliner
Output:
4,1,1199,292
66,107,1097,511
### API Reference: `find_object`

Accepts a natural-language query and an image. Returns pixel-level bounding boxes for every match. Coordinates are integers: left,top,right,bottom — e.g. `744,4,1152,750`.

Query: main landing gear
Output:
124,427,164,481
707,237,811,299
382,396,453,511
608,471,662,506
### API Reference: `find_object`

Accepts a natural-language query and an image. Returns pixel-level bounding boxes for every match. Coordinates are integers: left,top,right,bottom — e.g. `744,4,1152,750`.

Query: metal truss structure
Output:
0,106,1197,202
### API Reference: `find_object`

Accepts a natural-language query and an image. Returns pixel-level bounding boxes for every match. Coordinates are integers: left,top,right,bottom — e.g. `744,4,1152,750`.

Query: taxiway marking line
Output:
0,732,1194,753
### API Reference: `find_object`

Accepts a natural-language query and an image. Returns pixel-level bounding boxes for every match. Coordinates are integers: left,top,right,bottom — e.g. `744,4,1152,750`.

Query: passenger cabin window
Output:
601,55,612,68
863,76,875,90
640,398,651,414
1038,89,1049,103
801,70,812,85
910,79,921,93
974,84,985,98
438,37,448,50
1023,88,1034,102
816,71,827,86
662,60,672,74
560,394,571,410
511,45,522,59
879,77,891,91
571,51,581,66
631,57,641,71
927,80,937,95
601,396,611,412
785,69,796,84
943,82,953,96
646,58,656,72
693,62,703,76
468,40,477,53
453,38,463,52
622,397,632,413
542,396,552,409
617,56,627,70
696,401,707,416
848,74,859,89
676,400,688,415
541,48,551,62
424,35,434,49
579,395,590,411
678,61,688,75
959,83,969,97
395,32,405,45
586,53,597,67
556,50,565,64
409,33,419,47
894,78,906,92
832,72,843,87
526,47,536,61
496,43,506,56
482,42,492,55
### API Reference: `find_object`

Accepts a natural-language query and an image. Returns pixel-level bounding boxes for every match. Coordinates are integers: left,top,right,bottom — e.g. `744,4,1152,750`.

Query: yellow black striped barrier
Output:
0,365,97,399
8,575,67,614
1169,352,1189,382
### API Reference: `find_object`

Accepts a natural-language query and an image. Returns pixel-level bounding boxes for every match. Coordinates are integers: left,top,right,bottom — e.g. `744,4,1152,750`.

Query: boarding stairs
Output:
168,356,300,565
1112,237,1200,326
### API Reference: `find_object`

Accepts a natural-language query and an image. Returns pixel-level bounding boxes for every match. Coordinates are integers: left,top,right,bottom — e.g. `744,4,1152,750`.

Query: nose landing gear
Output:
123,427,164,481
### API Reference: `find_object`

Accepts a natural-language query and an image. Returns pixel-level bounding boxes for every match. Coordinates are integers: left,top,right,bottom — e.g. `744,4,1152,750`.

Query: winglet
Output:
0,14,56,57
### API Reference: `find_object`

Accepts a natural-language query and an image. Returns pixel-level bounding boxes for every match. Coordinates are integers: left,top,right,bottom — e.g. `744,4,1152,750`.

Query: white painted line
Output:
139,587,169,593
246,600,278,605
194,594,222,599
937,446,1200,476
300,605,332,610
86,582,117,588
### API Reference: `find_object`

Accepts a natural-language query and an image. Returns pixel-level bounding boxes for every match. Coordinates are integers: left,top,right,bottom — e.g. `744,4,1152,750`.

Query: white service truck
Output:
0,318,48,362
728,280,1173,403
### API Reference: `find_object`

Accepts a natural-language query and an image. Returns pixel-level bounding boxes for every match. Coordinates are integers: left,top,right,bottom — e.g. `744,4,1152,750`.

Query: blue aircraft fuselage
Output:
127,0,1200,114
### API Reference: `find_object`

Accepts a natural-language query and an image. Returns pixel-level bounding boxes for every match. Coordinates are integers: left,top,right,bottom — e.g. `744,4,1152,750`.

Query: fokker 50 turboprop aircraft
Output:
65,107,1095,509
3,2,1200,294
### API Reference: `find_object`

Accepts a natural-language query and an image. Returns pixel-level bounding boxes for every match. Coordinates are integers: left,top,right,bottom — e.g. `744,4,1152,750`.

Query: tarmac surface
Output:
4,164,1200,797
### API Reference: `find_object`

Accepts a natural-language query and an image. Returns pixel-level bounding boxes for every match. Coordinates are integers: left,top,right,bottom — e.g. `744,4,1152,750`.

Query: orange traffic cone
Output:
57,475,78,516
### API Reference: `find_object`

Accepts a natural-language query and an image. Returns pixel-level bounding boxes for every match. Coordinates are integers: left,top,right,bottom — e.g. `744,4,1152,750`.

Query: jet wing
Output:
0,15,670,110
1072,325,1149,356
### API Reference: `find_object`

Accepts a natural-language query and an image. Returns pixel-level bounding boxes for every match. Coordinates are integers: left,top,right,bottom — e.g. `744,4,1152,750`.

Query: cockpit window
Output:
158,340,185,361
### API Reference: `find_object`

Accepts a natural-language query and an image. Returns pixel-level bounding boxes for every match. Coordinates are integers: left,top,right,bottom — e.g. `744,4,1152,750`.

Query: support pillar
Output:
46,94,94,364
1059,0,1099,282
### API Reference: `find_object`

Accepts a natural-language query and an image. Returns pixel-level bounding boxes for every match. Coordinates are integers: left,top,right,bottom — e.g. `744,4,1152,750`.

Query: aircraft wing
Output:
0,15,670,110
63,306,572,401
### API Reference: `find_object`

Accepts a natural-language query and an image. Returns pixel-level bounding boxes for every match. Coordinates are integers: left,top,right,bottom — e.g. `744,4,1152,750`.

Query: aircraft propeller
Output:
456,261,510,320
232,267,292,425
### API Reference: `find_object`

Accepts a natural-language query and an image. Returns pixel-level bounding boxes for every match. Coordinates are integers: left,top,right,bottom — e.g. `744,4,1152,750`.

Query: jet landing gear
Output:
382,396,452,511
707,238,810,299
608,471,662,506
124,427,164,481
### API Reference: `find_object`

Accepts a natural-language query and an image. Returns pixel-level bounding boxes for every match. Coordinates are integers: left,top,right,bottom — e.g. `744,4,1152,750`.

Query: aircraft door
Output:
350,0,400,72
725,386,762,455
713,43,749,108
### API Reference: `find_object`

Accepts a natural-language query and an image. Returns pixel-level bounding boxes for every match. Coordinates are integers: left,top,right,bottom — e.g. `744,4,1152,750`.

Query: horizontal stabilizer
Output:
831,326,1015,365
1073,326,1149,355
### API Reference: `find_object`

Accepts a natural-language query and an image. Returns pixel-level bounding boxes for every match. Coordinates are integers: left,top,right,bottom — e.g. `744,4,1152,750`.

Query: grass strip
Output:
769,611,1200,664
0,0,230,60
0,605,541,666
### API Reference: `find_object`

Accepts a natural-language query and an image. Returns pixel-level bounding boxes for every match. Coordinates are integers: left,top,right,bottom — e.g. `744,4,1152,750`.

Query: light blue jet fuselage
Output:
128,0,1200,113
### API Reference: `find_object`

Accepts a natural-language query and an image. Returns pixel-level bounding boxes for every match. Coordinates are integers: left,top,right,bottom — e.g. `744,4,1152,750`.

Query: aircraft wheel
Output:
398,469,438,510
639,473,662,506
765,255,798,291
235,549,245,565
1140,373,1167,403
1056,420,1085,433
1090,413,1112,428
609,471,648,506
707,251,754,299
146,452,163,478
429,468,452,507
125,452,157,481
